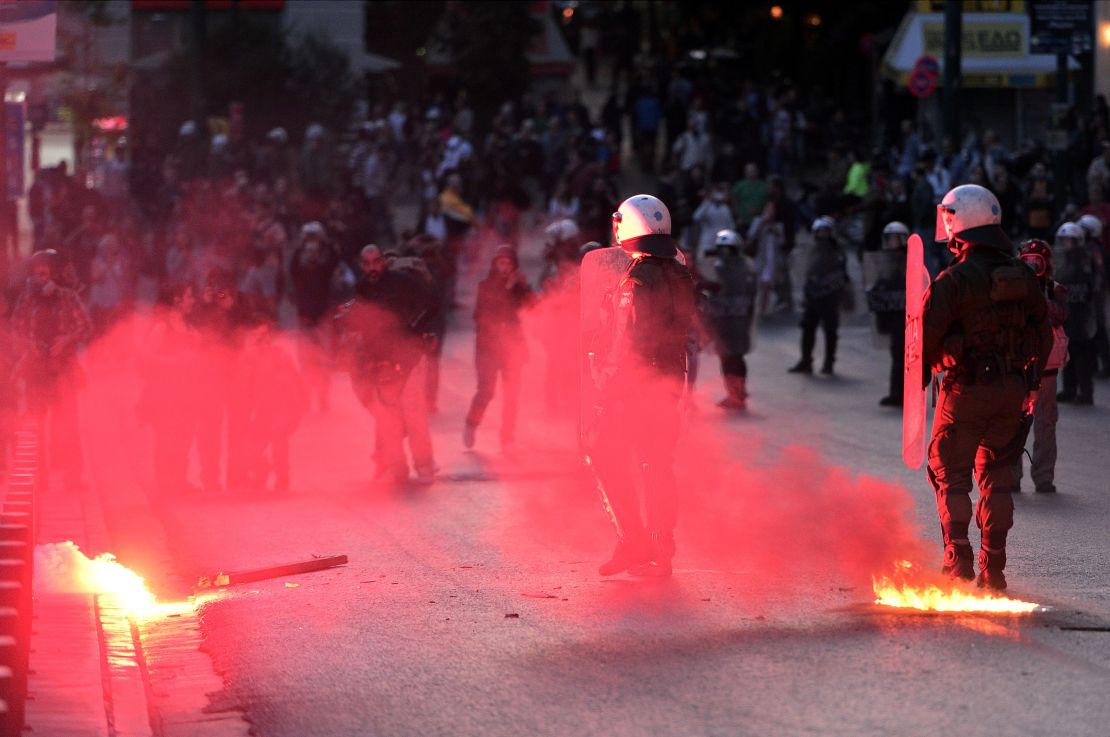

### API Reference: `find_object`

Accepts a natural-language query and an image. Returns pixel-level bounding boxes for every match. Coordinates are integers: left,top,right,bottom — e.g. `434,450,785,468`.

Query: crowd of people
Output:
1,54,1108,501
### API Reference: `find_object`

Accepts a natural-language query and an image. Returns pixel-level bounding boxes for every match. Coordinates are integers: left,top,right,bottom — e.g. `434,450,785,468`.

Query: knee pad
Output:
979,545,1006,572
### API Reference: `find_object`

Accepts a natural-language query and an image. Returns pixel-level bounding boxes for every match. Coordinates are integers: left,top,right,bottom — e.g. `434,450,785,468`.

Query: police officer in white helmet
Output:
788,217,848,375
867,221,910,406
589,195,697,577
1076,213,1110,377
923,184,1053,590
704,228,757,410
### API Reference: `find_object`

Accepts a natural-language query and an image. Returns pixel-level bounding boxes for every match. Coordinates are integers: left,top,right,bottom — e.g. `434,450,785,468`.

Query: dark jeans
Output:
466,347,522,444
720,354,747,378
799,296,840,367
1060,338,1095,401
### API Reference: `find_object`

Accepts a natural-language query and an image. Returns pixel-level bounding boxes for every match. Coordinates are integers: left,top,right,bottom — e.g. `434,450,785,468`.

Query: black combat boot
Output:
598,535,652,576
788,360,813,374
941,541,975,581
629,532,676,578
976,546,1007,591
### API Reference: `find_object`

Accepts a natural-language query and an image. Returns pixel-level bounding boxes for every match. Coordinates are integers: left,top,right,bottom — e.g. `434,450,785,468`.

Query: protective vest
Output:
937,248,1042,382
618,256,696,379
708,257,757,320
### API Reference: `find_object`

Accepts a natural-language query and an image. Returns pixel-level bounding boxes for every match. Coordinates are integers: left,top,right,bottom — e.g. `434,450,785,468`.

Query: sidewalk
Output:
23,432,250,737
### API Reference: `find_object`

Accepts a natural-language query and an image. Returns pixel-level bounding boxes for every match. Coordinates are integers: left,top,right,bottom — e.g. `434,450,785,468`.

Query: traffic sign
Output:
908,69,937,99
913,55,940,77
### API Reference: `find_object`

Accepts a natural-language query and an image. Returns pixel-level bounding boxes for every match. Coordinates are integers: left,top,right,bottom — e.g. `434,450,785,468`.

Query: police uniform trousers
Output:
927,373,1025,565
591,376,682,543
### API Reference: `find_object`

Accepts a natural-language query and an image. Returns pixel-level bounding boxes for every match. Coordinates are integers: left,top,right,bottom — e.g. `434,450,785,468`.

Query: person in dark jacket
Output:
463,246,534,451
137,281,200,498
589,195,697,578
789,217,849,375
1054,222,1099,405
10,249,92,489
190,268,251,493
924,185,1052,591
290,221,340,411
704,229,756,411
343,245,438,485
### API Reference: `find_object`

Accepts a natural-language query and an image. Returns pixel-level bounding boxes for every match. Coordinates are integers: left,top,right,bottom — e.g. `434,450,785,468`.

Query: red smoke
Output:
61,256,934,615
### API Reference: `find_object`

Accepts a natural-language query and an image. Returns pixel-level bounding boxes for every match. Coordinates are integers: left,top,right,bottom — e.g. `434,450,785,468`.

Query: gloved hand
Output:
1022,391,1038,416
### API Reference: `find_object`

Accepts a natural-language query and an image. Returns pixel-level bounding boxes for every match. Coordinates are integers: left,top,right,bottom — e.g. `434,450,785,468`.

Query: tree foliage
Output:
159,14,361,142
448,2,541,117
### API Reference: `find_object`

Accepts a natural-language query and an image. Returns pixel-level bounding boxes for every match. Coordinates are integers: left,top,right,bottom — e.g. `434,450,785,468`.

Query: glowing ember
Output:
872,561,1039,614
35,541,195,619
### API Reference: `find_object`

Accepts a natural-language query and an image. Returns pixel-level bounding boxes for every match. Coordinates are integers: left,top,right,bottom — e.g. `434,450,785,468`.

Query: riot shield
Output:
579,246,632,540
862,250,907,313
902,234,930,469
864,250,907,346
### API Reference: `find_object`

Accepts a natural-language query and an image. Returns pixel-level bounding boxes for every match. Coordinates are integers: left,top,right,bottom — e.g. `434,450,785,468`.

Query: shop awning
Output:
883,11,1079,89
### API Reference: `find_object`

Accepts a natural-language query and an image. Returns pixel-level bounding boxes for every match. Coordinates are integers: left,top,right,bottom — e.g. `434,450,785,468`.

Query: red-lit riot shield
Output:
903,234,931,469
579,246,632,539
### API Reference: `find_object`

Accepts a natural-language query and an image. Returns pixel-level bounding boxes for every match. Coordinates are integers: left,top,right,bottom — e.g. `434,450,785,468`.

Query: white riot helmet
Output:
301,221,326,240
1077,213,1103,241
935,184,1006,252
1055,221,1084,250
812,216,836,235
544,218,580,243
882,221,910,250
714,229,743,249
612,194,675,256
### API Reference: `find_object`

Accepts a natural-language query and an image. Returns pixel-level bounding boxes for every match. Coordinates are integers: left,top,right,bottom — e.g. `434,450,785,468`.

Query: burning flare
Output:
873,560,1039,614
35,541,194,618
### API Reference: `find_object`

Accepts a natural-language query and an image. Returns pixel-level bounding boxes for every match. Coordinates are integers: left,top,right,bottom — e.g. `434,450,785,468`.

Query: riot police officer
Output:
924,184,1053,590
789,217,848,375
704,229,757,411
1056,222,1100,405
866,221,909,406
589,194,696,577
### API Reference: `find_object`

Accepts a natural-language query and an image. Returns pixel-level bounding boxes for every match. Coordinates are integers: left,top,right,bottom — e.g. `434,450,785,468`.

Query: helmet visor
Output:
935,204,956,243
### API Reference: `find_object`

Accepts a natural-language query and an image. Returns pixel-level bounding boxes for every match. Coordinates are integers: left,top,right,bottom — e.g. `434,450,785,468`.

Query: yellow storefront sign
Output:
922,22,1025,58
916,1,1024,12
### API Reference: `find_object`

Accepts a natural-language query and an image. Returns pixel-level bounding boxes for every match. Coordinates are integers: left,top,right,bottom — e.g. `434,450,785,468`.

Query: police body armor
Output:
706,256,756,355
1054,245,1099,341
621,256,697,381
938,253,1039,387
594,255,696,397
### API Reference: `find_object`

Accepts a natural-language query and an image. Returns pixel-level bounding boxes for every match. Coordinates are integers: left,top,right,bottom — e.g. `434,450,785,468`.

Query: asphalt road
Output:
88,239,1110,737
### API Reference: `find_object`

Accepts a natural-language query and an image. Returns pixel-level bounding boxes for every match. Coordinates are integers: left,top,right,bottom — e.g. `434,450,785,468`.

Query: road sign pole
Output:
1055,52,1069,212
943,0,962,144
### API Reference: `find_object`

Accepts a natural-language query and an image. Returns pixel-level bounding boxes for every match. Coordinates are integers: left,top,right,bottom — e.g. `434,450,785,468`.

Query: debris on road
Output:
196,554,349,589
